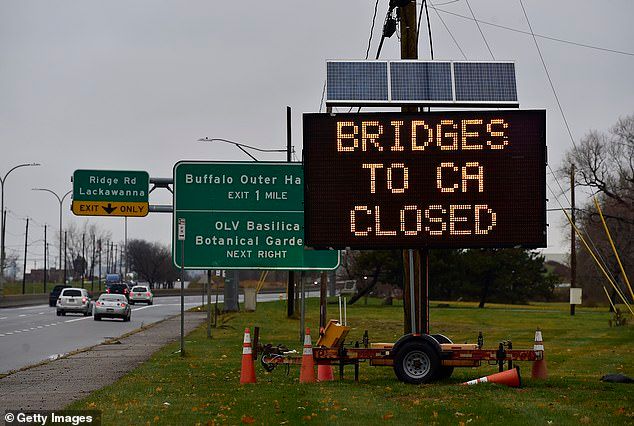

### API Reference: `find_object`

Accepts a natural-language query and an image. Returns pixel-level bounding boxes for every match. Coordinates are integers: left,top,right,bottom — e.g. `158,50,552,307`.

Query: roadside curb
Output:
0,311,207,412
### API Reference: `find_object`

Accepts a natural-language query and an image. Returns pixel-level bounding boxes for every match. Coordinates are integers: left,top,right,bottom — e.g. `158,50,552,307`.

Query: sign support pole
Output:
178,218,186,357
287,106,296,318
422,249,430,335
299,271,305,343
399,0,421,335
319,271,327,334
180,239,184,356
408,249,416,334
207,269,212,338
570,164,576,316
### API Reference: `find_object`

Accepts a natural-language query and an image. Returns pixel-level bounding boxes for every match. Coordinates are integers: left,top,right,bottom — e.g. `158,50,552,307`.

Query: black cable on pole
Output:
376,35,386,59
318,80,326,112
365,0,381,60
424,0,434,59
417,1,434,59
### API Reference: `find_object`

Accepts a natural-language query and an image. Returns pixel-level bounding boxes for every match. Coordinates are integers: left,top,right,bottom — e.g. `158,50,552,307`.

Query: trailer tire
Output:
393,340,440,384
431,334,454,380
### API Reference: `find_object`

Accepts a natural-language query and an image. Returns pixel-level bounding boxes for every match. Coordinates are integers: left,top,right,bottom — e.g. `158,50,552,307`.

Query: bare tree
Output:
64,221,111,279
127,239,178,289
561,114,634,217
560,114,634,304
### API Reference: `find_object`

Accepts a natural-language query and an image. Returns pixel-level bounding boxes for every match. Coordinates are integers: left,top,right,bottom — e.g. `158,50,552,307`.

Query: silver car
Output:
56,288,92,316
93,294,131,321
129,285,153,305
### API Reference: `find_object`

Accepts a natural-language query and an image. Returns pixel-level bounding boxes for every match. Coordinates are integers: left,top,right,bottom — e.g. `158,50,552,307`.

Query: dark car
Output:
49,285,70,307
106,283,130,299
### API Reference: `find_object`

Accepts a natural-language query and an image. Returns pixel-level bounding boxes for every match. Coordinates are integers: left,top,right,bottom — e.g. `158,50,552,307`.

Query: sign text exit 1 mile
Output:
172,161,339,270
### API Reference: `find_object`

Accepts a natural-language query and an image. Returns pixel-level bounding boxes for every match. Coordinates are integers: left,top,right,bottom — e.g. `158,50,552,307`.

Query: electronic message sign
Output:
303,110,546,249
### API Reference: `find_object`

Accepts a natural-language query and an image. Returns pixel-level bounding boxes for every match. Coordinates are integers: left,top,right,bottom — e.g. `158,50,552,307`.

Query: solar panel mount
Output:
325,60,519,108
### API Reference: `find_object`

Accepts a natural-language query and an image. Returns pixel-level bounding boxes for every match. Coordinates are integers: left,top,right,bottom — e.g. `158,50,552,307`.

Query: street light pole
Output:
32,188,72,277
0,162,40,296
197,138,289,160
198,135,294,314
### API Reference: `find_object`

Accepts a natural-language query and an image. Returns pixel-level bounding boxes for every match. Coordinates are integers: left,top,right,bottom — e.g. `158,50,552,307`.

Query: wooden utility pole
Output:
43,225,47,293
63,231,67,285
98,238,101,290
570,164,576,316
91,234,95,291
81,233,85,288
113,244,117,275
399,0,427,334
22,218,28,294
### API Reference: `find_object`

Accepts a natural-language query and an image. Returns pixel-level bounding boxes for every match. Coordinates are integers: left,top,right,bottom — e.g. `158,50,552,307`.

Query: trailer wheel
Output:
260,355,278,372
393,341,440,384
431,334,454,380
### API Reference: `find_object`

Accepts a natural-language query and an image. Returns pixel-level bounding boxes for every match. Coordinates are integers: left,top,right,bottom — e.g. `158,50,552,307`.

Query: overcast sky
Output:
1,0,632,272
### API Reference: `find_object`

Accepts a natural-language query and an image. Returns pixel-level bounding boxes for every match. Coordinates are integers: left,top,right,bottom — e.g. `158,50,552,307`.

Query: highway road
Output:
0,291,301,374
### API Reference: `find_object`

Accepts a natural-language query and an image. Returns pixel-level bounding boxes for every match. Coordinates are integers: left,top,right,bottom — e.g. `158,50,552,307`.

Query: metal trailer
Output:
257,320,542,384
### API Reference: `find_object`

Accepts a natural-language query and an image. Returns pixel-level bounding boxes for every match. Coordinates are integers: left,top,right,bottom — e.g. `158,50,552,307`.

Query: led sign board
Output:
303,110,546,249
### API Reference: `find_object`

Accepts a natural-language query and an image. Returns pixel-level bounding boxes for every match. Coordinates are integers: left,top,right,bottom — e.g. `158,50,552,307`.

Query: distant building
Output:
25,268,65,283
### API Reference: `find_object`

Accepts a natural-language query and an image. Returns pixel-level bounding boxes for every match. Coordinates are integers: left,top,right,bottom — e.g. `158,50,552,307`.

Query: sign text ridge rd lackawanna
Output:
71,170,149,217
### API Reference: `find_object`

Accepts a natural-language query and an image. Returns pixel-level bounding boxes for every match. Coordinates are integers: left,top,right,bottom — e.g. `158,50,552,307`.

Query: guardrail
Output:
0,287,288,308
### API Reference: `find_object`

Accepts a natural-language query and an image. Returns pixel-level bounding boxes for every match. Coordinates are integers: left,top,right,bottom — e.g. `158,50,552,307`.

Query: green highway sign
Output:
72,169,149,217
172,161,339,270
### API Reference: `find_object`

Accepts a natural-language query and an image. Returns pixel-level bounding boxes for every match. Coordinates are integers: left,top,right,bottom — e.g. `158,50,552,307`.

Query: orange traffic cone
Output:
317,363,334,381
462,366,522,387
531,328,548,380
240,327,256,384
299,328,316,383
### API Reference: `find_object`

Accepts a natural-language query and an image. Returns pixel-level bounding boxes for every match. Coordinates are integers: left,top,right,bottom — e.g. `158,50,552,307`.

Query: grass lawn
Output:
68,298,633,425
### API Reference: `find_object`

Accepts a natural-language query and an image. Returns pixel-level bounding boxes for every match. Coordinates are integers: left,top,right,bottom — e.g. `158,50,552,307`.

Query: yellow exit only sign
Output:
71,201,148,217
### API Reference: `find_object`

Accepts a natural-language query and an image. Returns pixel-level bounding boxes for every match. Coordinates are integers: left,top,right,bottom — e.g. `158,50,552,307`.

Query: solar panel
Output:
454,62,517,102
325,60,518,107
326,61,389,102
390,61,452,101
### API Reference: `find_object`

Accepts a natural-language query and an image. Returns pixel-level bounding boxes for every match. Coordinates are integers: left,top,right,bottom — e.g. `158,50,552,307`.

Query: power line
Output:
519,0,576,147
427,0,461,5
417,0,434,59
366,0,381,60
319,79,326,112
548,164,572,208
545,182,621,289
464,0,494,59
429,0,467,59
430,5,634,57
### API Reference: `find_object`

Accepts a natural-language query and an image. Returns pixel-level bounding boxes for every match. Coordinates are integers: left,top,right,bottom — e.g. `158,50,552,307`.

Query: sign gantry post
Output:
178,218,186,357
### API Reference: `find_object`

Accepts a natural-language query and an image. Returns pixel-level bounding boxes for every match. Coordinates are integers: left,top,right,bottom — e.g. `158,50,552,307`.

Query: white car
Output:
129,286,153,305
93,294,131,321
56,288,92,316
